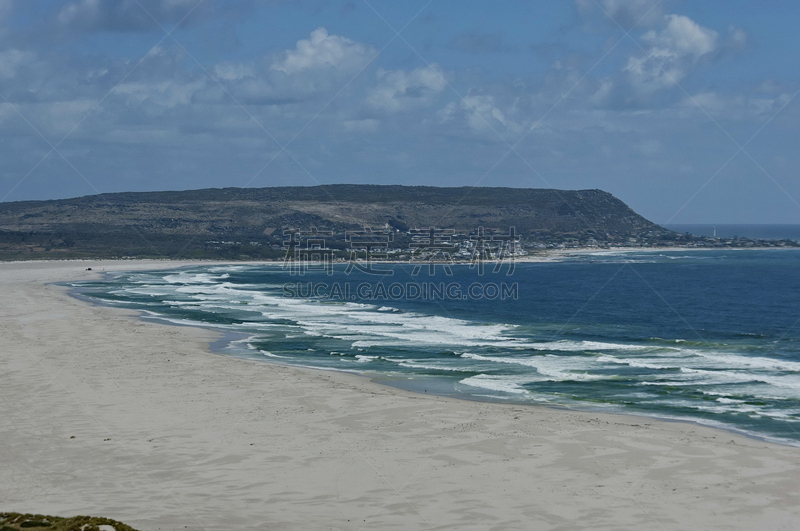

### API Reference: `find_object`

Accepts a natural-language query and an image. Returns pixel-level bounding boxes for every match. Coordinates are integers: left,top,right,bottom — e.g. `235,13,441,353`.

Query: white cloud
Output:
436,93,524,140
462,95,512,132
754,80,789,96
213,62,255,81
625,14,718,92
366,64,448,112
203,29,377,105
678,91,787,120
590,79,614,106
0,48,35,78
642,15,717,58
272,27,374,75
343,119,379,132
113,80,205,108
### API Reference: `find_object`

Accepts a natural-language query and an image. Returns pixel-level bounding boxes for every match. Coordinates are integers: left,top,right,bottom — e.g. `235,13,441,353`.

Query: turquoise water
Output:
70,249,800,445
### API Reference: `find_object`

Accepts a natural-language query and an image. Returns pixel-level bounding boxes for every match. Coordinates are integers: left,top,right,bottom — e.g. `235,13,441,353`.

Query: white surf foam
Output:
460,353,607,381
459,374,528,394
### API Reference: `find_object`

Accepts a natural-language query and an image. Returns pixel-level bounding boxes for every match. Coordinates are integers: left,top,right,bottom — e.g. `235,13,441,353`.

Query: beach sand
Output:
1,260,799,530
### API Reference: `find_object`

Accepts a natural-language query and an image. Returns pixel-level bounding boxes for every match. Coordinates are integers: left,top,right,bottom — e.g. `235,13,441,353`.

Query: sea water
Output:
70,249,800,445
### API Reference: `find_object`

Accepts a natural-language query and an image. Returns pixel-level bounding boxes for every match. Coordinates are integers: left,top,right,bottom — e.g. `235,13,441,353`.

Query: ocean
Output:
69,249,800,445
665,224,800,240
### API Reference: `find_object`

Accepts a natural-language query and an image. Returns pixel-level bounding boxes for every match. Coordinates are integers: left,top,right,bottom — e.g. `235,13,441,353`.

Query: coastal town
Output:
204,224,800,263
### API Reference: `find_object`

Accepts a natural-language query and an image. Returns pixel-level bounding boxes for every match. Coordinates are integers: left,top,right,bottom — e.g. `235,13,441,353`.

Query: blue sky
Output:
1,0,799,224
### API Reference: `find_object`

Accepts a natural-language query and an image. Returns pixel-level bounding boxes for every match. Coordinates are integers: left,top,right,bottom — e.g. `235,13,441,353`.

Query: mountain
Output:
0,185,674,259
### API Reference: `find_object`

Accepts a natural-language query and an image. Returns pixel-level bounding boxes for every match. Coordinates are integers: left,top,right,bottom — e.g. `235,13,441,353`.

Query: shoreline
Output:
120,298,799,450
67,254,800,448
2,243,798,268
3,260,800,529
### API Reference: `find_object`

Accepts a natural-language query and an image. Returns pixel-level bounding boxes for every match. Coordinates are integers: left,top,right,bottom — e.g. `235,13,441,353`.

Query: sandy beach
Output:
1,260,799,530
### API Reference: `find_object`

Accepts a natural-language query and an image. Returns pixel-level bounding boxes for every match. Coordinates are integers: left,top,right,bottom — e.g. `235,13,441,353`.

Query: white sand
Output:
1,260,799,530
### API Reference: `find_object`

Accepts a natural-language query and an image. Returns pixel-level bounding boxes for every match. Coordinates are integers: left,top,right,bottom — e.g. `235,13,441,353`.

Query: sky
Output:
0,0,799,224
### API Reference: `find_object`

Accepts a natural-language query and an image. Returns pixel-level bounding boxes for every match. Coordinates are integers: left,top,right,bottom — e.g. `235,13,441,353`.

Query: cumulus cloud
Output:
0,48,35,78
272,27,374,75
213,62,255,81
461,95,517,133
200,28,378,105
436,91,526,142
366,64,448,112
113,79,205,108
625,14,718,92
642,15,717,57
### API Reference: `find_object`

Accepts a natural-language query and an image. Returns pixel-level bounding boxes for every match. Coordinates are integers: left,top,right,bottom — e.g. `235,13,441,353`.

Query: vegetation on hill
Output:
1,185,792,260
0,185,675,259
0,512,137,531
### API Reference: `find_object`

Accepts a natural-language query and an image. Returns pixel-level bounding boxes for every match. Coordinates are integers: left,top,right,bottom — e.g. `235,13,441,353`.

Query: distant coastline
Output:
666,223,800,241
2,185,799,261
3,244,799,265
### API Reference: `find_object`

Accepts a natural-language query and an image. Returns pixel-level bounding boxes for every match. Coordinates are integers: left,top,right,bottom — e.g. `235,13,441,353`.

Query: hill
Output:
0,185,674,259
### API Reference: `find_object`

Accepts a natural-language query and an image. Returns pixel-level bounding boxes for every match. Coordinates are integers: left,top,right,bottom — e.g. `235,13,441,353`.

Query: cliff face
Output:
0,185,669,258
